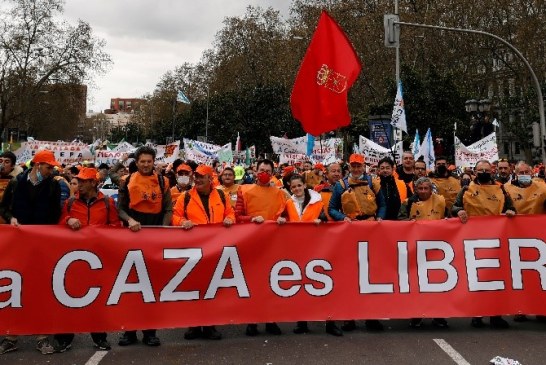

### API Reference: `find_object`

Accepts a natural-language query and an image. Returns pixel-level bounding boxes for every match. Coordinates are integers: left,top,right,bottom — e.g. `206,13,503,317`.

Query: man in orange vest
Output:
430,157,461,211
314,163,342,221
170,163,193,203
452,159,515,329
395,151,415,184
235,159,286,336
53,167,122,352
172,164,234,340
117,146,172,347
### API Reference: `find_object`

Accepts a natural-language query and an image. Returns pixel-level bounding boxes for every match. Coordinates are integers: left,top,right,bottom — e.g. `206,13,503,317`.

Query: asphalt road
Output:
0,318,544,365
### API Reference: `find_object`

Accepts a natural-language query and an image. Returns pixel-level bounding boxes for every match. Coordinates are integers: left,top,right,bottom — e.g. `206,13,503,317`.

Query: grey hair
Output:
414,176,433,188
514,160,530,173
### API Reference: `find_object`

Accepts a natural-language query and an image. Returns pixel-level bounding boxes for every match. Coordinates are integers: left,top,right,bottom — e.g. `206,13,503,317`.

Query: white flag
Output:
390,81,407,133
418,128,435,170
411,129,420,159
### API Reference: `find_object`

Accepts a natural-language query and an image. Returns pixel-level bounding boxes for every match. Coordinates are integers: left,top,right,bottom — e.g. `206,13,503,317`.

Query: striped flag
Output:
390,81,407,133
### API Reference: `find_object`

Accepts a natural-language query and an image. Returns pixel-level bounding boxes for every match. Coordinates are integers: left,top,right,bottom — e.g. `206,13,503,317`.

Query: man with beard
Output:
373,157,411,220
117,146,173,347
452,159,515,329
495,158,512,184
430,157,461,211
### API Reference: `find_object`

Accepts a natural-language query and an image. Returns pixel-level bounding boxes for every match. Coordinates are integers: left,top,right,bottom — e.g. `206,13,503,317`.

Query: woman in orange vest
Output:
278,174,324,224
277,174,343,336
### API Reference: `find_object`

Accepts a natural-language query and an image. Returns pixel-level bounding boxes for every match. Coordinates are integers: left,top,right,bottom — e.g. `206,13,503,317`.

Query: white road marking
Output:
85,350,109,365
433,339,472,365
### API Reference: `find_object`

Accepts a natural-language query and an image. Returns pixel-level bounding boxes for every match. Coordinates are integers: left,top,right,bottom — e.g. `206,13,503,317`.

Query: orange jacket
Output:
235,184,286,223
59,192,122,227
285,190,324,222
172,187,235,226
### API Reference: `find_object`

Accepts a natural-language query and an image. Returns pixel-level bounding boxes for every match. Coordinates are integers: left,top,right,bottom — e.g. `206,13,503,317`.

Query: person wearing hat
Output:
302,163,324,189
53,167,122,353
328,153,386,332
171,163,193,203
172,164,234,341
0,150,62,355
218,167,240,207
117,145,172,347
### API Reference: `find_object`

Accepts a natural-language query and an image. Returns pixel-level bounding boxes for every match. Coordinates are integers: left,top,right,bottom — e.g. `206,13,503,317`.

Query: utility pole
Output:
384,17,546,164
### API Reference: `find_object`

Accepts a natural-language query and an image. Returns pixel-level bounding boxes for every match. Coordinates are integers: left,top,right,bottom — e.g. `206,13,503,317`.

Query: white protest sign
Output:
455,132,499,167
15,140,93,165
145,140,180,164
183,138,231,164
272,136,343,165
358,136,402,165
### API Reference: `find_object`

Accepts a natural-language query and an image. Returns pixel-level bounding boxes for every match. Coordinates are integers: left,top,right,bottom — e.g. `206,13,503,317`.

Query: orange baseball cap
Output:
32,150,60,167
176,164,192,173
314,163,325,170
75,167,98,180
282,165,296,177
195,165,214,176
349,154,365,165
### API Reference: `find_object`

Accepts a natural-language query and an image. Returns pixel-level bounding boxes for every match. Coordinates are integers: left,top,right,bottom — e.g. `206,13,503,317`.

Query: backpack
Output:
66,195,111,225
339,176,377,219
183,189,226,219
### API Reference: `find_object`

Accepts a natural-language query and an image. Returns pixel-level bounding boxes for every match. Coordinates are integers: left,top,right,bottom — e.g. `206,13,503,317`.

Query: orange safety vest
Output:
409,193,446,220
463,182,505,217
432,176,461,210
127,172,169,214
303,171,322,189
341,178,377,219
172,187,235,226
218,184,240,207
504,182,546,214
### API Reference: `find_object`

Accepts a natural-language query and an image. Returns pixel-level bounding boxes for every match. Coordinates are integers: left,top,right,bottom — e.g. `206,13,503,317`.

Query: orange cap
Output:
349,154,365,165
176,164,192,173
314,163,324,170
195,165,214,176
32,150,60,167
282,165,296,177
75,167,98,180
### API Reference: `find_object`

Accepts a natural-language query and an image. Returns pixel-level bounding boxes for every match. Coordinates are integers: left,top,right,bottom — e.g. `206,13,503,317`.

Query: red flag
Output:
290,11,362,136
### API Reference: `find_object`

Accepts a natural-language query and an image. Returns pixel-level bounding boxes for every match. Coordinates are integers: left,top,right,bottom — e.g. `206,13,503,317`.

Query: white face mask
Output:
517,174,532,185
177,176,190,186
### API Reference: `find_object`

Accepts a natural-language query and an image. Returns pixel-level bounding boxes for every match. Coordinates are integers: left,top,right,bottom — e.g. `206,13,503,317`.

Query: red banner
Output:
1,215,546,335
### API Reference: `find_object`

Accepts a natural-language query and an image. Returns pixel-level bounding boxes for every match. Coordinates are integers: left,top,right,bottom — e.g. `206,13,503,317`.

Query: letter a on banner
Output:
290,11,362,136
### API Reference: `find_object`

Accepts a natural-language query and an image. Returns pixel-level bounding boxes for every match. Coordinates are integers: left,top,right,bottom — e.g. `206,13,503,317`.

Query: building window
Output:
504,142,510,155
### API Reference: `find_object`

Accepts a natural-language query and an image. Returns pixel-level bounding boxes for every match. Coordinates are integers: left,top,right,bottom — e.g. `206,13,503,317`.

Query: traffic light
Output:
384,14,400,48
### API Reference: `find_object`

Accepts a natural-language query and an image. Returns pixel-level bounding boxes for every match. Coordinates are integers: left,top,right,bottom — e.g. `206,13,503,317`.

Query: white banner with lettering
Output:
358,136,402,165
183,138,232,164
271,136,343,165
455,132,499,167
14,140,93,165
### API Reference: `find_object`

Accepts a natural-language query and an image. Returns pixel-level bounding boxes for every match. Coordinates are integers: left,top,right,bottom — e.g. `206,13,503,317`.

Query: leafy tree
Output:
0,0,111,140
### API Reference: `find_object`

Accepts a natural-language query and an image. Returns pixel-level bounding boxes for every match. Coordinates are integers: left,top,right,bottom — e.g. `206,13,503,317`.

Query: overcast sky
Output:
63,0,292,113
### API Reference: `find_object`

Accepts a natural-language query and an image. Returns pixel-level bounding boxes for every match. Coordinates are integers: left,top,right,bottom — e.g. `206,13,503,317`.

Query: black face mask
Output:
497,175,509,184
477,172,491,184
436,165,448,176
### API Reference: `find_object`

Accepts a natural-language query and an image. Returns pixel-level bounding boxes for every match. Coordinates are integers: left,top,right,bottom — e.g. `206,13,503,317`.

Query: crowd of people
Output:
1,146,545,355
